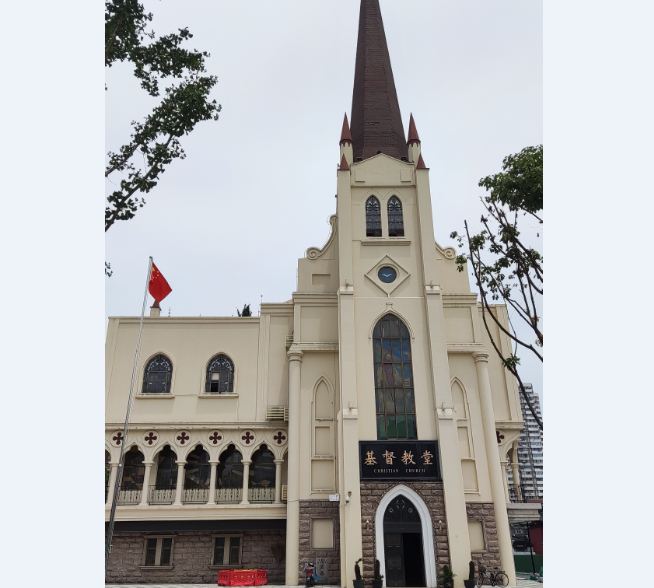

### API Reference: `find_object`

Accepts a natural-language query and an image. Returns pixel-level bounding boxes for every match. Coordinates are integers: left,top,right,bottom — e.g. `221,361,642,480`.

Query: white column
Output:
474,352,517,585
501,459,510,503
240,461,252,505
139,462,153,506
173,461,186,506
274,459,283,504
208,461,218,505
106,463,118,507
285,348,303,586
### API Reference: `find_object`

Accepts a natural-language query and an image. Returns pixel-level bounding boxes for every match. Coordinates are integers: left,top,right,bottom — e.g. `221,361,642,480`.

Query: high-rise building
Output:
507,383,543,501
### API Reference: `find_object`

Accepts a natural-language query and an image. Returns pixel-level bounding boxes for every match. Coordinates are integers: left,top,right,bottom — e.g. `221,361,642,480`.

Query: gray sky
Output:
106,0,543,407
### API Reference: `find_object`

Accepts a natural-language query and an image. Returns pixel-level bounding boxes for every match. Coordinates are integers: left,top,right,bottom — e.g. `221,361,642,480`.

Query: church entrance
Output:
383,495,426,587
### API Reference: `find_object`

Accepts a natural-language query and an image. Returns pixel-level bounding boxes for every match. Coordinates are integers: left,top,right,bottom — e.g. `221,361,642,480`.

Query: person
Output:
304,562,317,587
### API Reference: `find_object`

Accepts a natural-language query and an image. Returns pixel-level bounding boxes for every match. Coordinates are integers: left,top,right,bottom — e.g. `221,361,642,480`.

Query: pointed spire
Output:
350,0,408,162
339,154,350,171
340,113,352,145
407,114,421,146
416,153,427,169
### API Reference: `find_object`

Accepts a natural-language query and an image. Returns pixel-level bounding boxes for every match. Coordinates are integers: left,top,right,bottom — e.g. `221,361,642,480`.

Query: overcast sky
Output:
106,0,543,407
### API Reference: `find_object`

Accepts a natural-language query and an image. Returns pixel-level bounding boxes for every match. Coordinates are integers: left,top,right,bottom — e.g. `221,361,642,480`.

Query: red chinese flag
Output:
149,263,172,302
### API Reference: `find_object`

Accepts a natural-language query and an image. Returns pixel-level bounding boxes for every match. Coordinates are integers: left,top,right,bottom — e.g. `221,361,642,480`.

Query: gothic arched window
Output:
206,354,234,393
387,196,404,237
373,314,417,440
185,445,211,489
121,446,145,489
366,196,382,237
250,444,276,489
217,445,244,489
155,445,178,488
142,354,172,394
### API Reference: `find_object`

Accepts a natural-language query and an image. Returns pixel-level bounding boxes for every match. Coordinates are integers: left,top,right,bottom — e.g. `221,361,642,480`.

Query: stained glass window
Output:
366,196,382,237
185,445,211,489
142,354,172,394
388,196,404,237
206,354,235,393
373,314,417,440
217,445,244,489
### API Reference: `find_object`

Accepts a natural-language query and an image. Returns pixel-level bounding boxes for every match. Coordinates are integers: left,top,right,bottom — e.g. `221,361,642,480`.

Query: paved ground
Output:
107,582,542,587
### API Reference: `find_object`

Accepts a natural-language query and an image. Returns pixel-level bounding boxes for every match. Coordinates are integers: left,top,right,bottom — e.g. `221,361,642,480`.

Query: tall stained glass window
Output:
373,314,416,439
387,196,404,237
206,354,234,393
366,196,382,237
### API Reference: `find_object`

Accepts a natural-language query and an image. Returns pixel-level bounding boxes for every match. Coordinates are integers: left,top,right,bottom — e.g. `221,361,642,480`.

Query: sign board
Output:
328,494,340,502
316,558,328,581
359,441,440,481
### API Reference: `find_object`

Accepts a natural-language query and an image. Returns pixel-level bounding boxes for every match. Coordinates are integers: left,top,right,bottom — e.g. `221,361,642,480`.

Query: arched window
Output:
387,196,404,237
217,445,243,489
373,314,416,440
142,354,172,394
185,445,211,489
155,445,178,488
250,444,276,489
205,354,234,393
121,446,145,489
366,196,382,237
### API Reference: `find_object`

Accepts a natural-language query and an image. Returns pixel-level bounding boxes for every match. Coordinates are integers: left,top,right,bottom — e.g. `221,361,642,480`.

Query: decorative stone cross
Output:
209,432,222,445
112,432,123,445
241,431,254,445
177,431,190,445
496,431,505,444
273,431,286,445
144,432,157,445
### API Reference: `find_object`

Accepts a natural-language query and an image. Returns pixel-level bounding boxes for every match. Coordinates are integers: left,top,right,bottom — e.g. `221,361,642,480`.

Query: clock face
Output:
378,266,397,283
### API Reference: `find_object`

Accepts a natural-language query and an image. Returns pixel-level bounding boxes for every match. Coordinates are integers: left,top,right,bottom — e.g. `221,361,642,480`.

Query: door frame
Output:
375,485,437,588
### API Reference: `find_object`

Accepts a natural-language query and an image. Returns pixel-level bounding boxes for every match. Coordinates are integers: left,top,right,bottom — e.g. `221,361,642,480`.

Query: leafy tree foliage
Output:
236,304,252,317
105,0,221,235
451,145,543,429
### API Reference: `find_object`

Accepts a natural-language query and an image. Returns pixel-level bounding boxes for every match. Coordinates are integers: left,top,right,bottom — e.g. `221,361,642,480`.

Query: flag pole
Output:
105,256,153,569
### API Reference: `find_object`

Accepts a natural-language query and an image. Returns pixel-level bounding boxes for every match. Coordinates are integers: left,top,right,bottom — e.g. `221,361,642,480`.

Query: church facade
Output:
105,2,524,586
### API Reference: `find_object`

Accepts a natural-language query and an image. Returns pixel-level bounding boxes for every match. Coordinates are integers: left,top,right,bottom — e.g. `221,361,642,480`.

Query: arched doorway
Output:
383,495,425,587
375,485,437,587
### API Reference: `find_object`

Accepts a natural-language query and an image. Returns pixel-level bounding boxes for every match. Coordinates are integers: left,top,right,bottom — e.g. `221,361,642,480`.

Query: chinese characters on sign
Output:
359,441,440,481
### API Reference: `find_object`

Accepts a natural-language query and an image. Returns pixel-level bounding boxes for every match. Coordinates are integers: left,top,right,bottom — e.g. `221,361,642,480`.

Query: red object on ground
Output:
217,569,267,586
529,526,543,555
149,262,172,302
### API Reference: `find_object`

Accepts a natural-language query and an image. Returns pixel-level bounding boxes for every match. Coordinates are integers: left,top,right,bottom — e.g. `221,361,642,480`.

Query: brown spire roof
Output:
407,114,420,145
340,113,352,145
339,154,350,171
416,153,427,169
350,0,408,162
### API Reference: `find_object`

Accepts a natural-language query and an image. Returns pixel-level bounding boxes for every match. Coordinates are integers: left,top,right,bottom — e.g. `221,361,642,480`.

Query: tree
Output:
236,304,252,317
105,0,221,243
450,145,543,430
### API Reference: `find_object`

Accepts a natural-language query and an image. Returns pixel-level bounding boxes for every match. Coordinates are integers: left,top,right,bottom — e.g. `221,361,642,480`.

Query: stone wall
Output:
105,530,286,584
298,500,341,586
359,482,451,581
466,502,501,573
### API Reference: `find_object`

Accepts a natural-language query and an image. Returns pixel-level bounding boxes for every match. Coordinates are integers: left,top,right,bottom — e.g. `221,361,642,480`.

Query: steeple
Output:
407,113,422,164
350,0,408,162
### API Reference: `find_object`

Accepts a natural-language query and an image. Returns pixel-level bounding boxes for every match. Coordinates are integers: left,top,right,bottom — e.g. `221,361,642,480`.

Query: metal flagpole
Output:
105,256,153,569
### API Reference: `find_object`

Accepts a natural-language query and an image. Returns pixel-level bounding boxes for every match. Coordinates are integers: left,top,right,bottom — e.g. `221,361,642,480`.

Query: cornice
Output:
105,423,287,430
494,420,525,430
292,293,338,306
112,317,261,325
290,342,339,353
260,303,293,317
442,293,479,307
447,343,485,354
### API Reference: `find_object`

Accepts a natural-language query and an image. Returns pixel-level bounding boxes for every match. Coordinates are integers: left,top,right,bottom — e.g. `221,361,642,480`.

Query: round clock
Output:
378,266,397,283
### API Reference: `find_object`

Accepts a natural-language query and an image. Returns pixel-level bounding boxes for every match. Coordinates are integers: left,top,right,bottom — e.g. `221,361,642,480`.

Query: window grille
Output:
387,196,404,237
142,354,172,394
206,354,235,393
366,196,382,237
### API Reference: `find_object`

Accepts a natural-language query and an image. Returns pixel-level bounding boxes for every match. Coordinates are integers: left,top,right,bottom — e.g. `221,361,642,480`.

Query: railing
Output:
183,487,209,504
149,485,176,505
118,484,142,505
215,487,243,503
509,484,542,503
249,487,275,503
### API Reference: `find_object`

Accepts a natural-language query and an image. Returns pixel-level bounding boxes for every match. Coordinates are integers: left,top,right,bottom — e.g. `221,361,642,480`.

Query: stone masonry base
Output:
105,530,286,585
298,500,341,586
466,502,501,572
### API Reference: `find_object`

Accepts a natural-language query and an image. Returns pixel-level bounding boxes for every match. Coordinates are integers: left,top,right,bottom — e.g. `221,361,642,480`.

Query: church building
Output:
105,1,524,586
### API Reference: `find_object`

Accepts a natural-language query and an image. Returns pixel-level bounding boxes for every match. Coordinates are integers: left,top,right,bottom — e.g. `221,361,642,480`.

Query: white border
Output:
374,484,437,588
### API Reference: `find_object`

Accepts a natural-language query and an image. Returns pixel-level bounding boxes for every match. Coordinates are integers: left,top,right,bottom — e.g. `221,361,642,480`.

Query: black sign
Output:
359,441,441,481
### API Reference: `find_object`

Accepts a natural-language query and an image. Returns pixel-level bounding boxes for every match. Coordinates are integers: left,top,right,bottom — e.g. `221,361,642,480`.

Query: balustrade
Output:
183,487,209,504
117,484,141,505
149,485,176,505
249,487,275,503
215,487,243,503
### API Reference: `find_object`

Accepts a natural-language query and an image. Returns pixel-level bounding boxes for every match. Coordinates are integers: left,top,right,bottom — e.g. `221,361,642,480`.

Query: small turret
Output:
340,113,353,166
407,113,421,163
